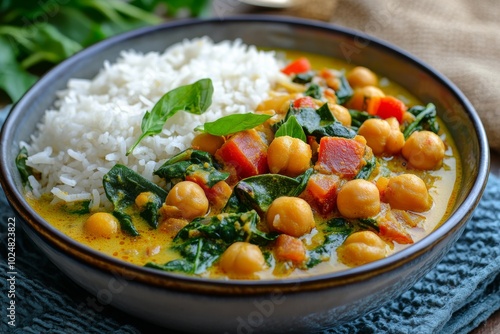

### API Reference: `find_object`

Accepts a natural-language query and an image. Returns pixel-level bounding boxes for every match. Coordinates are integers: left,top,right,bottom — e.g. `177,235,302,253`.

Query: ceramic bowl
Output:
0,16,490,333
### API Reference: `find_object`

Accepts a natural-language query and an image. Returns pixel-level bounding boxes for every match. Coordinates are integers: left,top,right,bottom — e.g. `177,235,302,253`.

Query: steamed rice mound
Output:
22,37,285,210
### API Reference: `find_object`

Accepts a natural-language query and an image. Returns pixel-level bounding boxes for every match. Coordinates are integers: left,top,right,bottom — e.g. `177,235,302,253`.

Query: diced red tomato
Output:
302,173,340,215
274,234,306,263
378,218,413,244
293,96,316,109
215,129,268,180
367,96,406,123
315,137,365,179
185,176,232,211
281,57,311,75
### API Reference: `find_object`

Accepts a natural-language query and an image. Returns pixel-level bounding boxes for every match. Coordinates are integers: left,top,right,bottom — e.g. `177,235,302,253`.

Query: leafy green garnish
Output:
274,115,307,142
62,200,91,215
0,1,209,103
304,83,322,99
288,103,356,140
127,78,214,155
224,168,313,214
348,109,377,132
292,71,314,84
403,103,439,139
154,149,229,187
15,147,33,187
195,113,272,136
335,74,354,105
103,164,168,235
147,210,277,274
305,217,379,268
355,154,377,180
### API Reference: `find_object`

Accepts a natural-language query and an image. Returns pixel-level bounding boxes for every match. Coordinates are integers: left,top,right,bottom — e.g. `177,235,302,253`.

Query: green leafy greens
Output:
146,210,277,274
0,1,209,103
127,78,214,155
103,164,168,236
154,148,229,187
195,113,272,136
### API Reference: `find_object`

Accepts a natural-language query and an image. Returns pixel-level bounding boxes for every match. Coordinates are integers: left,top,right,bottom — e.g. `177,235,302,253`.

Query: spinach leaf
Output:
15,147,33,187
127,78,214,155
147,210,276,275
274,115,307,142
335,74,354,105
154,149,229,187
290,103,356,140
305,217,379,268
292,71,314,84
103,164,168,235
403,103,439,139
196,113,272,136
304,83,322,99
306,218,353,268
355,154,377,180
0,36,37,102
224,168,313,214
348,109,377,132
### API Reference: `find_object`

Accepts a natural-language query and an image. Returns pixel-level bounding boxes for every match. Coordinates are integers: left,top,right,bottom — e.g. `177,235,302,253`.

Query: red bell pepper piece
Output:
281,57,311,75
293,96,316,109
215,129,268,180
315,137,365,179
302,173,340,215
367,96,406,123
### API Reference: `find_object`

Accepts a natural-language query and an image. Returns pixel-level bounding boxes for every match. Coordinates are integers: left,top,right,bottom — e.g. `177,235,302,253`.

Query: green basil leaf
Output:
199,113,272,136
275,115,307,142
127,78,214,155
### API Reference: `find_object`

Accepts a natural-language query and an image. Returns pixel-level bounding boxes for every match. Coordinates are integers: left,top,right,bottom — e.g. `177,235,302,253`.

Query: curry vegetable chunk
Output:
23,49,461,279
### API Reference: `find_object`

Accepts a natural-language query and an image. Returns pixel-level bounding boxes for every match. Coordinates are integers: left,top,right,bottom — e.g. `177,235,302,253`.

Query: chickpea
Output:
267,197,315,237
337,179,381,219
191,133,225,155
329,103,352,127
135,191,156,210
257,94,296,114
219,242,265,276
84,212,118,238
165,181,209,221
358,117,404,155
267,136,312,177
402,131,445,170
384,174,431,212
345,86,385,111
347,66,378,88
337,231,387,267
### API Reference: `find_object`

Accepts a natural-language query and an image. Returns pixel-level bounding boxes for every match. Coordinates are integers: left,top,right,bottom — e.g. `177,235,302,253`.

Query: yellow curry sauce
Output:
26,50,461,279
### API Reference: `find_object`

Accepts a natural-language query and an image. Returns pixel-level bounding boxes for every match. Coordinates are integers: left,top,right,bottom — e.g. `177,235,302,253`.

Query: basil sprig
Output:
196,113,272,136
127,78,214,155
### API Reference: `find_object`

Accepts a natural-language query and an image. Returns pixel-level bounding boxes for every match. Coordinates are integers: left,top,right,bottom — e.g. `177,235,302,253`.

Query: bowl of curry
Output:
0,16,489,333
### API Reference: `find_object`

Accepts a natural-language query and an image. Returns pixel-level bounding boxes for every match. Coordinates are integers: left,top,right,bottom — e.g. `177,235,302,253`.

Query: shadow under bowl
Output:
0,16,490,333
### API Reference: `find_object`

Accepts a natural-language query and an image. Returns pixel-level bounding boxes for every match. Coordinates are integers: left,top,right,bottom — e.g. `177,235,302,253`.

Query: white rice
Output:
22,37,285,210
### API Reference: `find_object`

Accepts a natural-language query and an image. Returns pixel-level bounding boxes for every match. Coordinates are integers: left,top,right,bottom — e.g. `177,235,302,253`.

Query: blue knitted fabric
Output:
1,106,499,333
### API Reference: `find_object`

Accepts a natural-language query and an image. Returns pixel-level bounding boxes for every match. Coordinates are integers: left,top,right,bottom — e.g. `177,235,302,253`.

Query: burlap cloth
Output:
331,0,500,152
274,0,500,152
